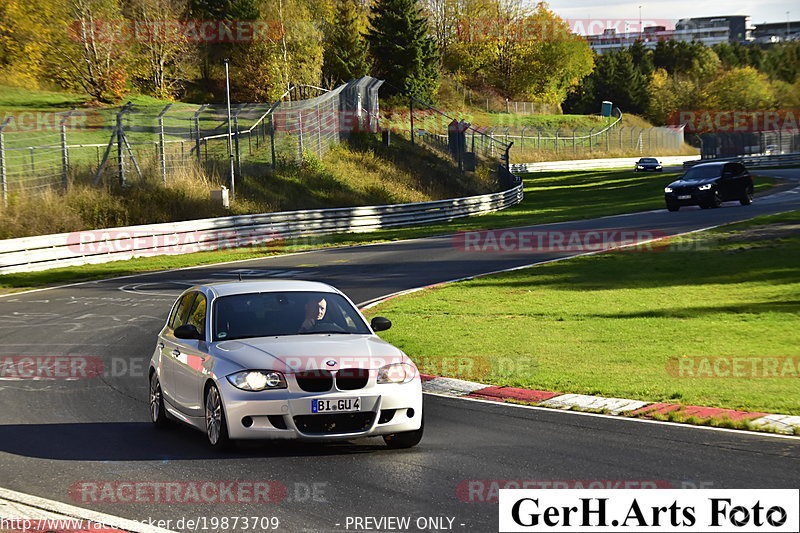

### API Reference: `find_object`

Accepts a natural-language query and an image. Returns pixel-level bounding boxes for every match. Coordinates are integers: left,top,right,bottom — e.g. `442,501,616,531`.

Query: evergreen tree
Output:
323,0,371,86
366,0,439,101
629,40,654,78
612,50,649,114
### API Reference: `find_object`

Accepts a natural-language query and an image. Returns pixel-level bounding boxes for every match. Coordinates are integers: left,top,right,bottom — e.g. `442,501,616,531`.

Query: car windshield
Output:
639,158,657,163
212,291,371,341
681,166,722,181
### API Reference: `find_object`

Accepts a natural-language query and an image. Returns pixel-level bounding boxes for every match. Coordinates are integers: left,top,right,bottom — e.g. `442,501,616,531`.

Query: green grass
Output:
0,85,91,110
364,211,800,415
0,169,778,291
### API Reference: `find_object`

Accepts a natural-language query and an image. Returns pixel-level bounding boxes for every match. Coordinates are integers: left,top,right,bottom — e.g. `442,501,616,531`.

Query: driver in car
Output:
299,296,328,332
299,295,349,333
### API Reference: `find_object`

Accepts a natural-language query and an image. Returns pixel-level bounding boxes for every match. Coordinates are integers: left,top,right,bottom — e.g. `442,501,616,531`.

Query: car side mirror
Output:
371,317,392,332
174,324,202,340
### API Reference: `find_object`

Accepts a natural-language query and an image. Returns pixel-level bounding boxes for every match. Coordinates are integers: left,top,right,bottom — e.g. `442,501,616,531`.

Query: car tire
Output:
205,384,231,450
383,419,424,449
666,203,679,212
149,373,171,428
740,190,753,206
709,191,722,208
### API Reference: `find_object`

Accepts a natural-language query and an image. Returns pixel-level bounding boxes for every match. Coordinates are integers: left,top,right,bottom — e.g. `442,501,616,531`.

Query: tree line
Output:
564,40,800,123
1,0,797,121
0,0,593,106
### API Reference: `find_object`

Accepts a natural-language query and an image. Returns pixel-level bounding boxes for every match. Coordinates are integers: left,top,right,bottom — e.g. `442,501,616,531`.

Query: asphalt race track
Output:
1,170,799,532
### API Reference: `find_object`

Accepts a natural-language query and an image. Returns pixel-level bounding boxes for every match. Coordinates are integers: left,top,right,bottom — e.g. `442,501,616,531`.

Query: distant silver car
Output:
149,280,423,449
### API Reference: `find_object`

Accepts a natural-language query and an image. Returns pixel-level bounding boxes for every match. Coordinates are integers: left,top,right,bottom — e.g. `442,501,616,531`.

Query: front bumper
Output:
220,377,423,440
665,190,713,206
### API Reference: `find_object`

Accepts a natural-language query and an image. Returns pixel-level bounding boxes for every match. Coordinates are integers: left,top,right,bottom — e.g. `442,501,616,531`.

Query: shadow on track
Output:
0,422,386,461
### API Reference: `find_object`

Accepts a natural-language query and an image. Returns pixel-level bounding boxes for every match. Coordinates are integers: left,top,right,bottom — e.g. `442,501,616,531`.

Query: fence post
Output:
316,102,322,158
298,111,304,161
619,127,624,150
157,104,172,185
192,105,207,166
116,107,125,186
537,128,542,149
233,113,242,180
59,111,72,191
270,115,276,169
0,117,10,207
29,147,35,174
555,131,559,153
589,128,594,152
572,128,577,153
409,97,415,145
521,126,527,151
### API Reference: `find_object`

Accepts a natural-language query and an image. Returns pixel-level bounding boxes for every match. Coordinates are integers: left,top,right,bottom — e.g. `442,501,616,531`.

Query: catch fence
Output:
0,77,384,204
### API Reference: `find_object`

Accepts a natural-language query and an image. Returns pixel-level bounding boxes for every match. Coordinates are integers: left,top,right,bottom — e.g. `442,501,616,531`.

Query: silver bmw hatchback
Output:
148,280,423,450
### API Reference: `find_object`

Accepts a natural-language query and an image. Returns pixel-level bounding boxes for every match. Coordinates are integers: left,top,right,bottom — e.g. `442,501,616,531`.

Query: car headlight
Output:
377,363,416,384
637,165,644,169
655,165,662,169
698,184,712,191
664,187,673,193
227,370,287,391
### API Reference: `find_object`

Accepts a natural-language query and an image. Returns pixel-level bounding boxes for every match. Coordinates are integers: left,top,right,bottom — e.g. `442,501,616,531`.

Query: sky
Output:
545,0,797,30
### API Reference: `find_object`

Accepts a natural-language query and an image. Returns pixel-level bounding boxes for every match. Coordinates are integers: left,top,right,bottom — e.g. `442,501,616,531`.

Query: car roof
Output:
189,280,342,298
689,161,738,168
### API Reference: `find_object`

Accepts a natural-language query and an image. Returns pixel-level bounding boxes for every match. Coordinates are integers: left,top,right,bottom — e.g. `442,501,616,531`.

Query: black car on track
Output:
634,157,663,171
664,161,753,211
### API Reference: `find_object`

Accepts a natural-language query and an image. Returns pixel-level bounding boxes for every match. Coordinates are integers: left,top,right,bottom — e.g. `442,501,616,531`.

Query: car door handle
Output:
171,349,181,357
158,342,165,349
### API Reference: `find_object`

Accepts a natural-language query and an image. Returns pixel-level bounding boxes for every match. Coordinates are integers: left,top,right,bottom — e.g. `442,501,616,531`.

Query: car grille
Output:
295,370,333,392
671,187,694,195
336,368,370,390
293,412,376,434
294,368,370,392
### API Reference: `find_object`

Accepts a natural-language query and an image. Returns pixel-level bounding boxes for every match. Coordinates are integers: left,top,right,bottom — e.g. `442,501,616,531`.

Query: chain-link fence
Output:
382,97,519,189
507,125,686,155
696,130,800,159
271,77,383,165
0,77,385,204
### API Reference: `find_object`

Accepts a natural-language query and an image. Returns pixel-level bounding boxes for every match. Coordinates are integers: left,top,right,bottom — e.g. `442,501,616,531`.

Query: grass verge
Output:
363,210,800,416
0,170,778,292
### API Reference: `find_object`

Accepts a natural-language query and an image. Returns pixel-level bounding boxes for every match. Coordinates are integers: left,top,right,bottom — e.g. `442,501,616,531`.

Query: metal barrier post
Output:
0,117,11,207
59,111,73,191
157,104,172,184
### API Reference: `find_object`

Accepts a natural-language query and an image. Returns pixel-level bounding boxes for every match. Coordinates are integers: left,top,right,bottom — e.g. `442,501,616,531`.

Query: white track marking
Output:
0,486,176,533
424,392,800,441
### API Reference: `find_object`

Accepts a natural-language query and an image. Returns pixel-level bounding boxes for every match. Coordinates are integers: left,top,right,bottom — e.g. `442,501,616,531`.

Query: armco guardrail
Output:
682,153,800,169
511,156,697,173
0,183,523,275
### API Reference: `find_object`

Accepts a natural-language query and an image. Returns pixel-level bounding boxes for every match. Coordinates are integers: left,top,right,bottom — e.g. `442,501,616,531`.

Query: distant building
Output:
588,26,674,54
586,15,754,53
672,16,752,45
752,20,800,43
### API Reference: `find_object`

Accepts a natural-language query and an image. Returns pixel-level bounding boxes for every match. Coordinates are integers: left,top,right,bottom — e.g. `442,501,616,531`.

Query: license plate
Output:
311,397,361,413
678,195,691,200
